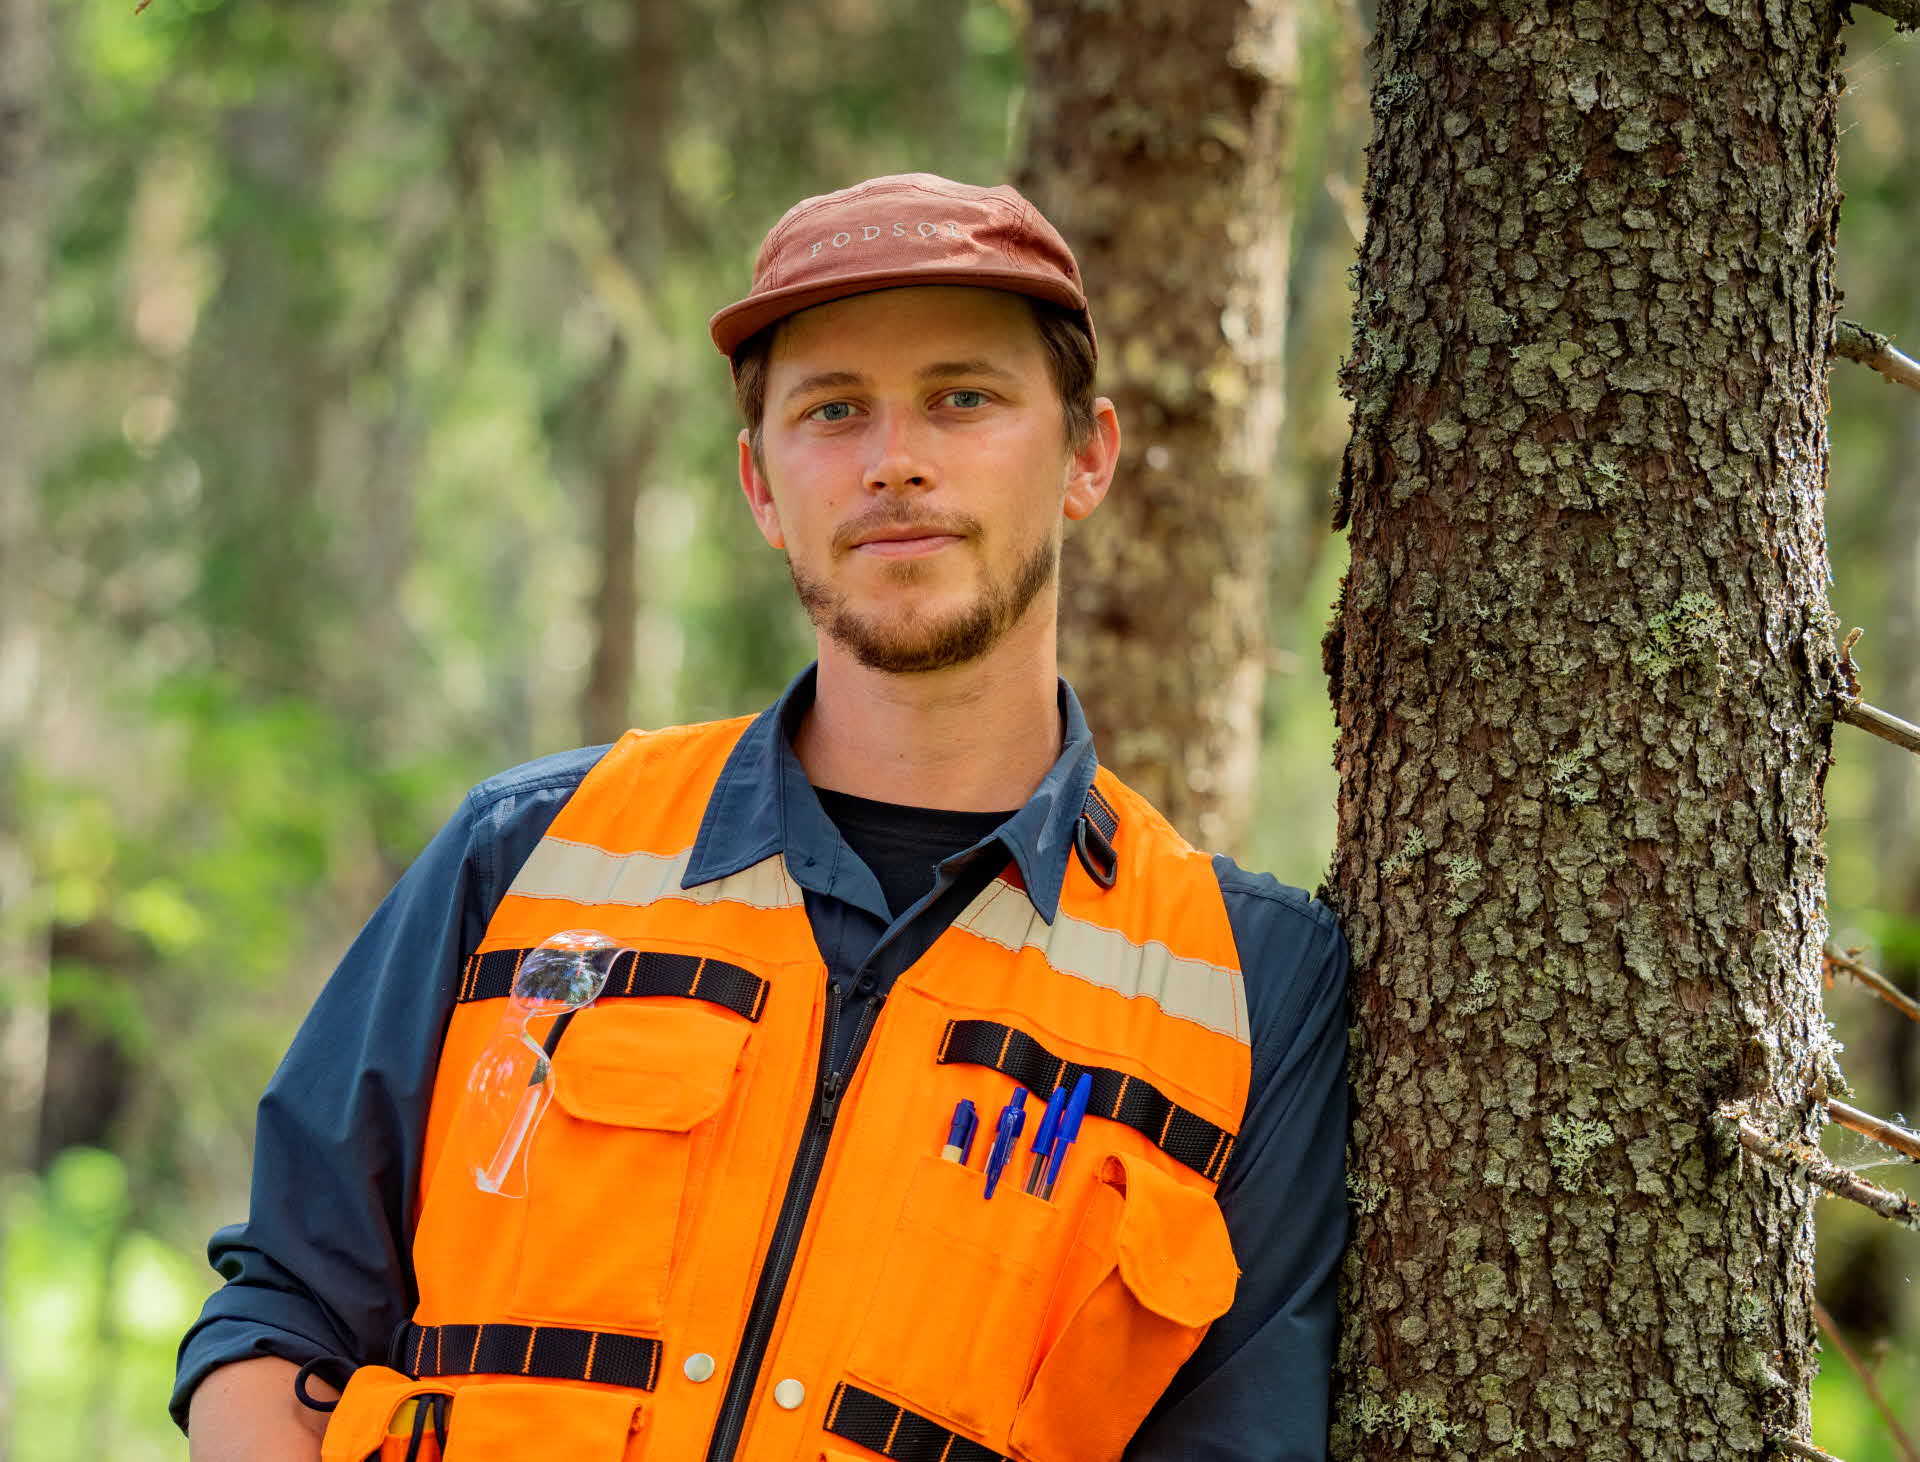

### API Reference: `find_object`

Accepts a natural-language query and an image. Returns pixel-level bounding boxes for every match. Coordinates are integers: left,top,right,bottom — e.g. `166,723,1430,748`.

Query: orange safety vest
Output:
320,718,1251,1462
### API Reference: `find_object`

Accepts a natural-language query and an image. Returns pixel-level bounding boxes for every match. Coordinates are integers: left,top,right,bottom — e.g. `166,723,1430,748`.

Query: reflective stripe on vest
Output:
378,719,1250,1462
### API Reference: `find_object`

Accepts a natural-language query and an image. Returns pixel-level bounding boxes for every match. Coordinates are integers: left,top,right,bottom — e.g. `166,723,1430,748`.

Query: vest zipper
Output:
703,980,884,1462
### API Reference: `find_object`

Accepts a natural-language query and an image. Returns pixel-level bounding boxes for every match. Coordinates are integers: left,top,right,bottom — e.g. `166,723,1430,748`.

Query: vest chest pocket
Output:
510,1001,750,1332
1008,1151,1239,1462
843,1153,1063,1443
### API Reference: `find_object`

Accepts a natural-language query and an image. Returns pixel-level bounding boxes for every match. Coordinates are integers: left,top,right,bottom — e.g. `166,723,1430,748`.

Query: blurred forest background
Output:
0,0,1914,1457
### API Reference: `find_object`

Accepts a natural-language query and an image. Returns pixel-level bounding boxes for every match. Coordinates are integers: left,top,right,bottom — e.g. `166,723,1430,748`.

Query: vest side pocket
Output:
438,1381,645,1462
319,1367,452,1462
842,1152,1062,1443
509,1001,750,1331
1009,1152,1239,1462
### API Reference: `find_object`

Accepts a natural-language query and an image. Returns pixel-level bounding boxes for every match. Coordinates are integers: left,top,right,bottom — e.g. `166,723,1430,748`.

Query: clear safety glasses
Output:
465,929,623,1196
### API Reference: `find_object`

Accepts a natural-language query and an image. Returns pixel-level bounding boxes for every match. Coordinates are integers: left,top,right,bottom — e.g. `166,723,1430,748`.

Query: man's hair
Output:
731,297,1097,468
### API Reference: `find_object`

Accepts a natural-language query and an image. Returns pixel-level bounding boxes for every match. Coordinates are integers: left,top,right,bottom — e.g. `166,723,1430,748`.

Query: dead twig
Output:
1824,945,1920,1025
1718,1105,1920,1231
1838,698,1920,756
1827,1098,1920,1163
1772,1440,1848,1462
1837,320,1920,385
1814,1303,1920,1462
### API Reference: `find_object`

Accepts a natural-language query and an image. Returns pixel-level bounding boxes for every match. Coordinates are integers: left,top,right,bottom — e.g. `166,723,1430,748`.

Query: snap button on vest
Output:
773,1378,805,1410
684,1352,716,1383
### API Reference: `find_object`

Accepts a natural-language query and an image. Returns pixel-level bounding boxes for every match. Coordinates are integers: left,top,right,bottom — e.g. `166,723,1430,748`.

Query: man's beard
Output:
788,527,1058,675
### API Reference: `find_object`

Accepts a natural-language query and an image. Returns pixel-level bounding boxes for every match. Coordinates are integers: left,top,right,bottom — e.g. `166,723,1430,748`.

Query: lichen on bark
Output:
1325,1,1845,1456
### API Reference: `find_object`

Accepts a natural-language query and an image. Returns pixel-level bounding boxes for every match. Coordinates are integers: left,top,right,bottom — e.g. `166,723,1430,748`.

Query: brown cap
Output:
708,173,1095,359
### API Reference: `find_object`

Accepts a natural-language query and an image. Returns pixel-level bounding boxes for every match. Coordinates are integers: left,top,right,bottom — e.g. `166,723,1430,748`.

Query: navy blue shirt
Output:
173,669,1349,1459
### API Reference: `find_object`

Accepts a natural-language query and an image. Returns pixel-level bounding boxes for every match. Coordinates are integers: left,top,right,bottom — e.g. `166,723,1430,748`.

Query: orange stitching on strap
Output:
622,950,637,996
937,1022,955,1061
1158,1104,1176,1147
459,954,476,1003
412,1327,427,1374
435,1326,443,1375
521,1326,538,1374
938,1435,955,1462
750,981,767,1021
584,1331,599,1382
1112,1074,1130,1119
1213,1135,1236,1181
468,1324,484,1373
688,957,707,999
826,1383,846,1429
995,1027,1014,1067
1053,1057,1067,1092
646,1341,659,1390
1204,1129,1227,1179
883,1406,904,1455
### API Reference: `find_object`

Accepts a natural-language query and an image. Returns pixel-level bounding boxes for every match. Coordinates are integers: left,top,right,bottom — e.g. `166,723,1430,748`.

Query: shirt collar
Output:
683,663,1098,924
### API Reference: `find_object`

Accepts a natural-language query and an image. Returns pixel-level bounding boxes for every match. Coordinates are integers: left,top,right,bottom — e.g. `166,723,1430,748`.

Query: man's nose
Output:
864,409,932,494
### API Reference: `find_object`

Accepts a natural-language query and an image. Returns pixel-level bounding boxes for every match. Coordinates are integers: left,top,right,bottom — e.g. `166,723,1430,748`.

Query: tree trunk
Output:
1017,0,1295,855
1325,3,1844,1457
577,0,674,747
0,0,49,1437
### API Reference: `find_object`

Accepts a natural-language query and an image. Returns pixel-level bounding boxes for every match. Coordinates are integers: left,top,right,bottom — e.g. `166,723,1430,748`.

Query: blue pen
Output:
1039,1072,1093,1200
1023,1085,1070,1195
941,1099,979,1164
982,1087,1029,1198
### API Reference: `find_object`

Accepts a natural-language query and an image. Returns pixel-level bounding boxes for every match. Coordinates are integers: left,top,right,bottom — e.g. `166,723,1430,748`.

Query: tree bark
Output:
1325,2,1844,1457
1017,0,1295,855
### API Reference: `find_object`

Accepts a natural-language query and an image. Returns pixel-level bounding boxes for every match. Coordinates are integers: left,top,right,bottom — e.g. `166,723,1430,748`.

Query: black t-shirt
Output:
813,787,1016,920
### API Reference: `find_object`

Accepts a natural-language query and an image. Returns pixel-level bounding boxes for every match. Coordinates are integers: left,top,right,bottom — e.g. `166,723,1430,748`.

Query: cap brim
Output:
709,266,1091,358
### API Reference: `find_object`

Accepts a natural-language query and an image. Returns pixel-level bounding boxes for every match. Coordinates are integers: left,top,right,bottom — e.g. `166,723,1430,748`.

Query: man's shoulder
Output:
462,744,614,818
1209,852,1342,947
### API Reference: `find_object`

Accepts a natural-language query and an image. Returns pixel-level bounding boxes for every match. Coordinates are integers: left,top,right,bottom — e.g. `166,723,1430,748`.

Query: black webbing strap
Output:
456,946,768,1023
935,1019,1236,1183
1074,786,1119,889
398,1321,662,1392
1082,785,1118,842
824,1382,1008,1462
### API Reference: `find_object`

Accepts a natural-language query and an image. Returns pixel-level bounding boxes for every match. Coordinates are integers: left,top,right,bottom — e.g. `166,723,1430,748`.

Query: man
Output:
175,173,1348,1462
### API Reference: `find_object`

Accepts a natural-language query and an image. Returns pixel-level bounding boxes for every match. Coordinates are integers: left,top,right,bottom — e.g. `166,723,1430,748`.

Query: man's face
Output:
739,286,1113,675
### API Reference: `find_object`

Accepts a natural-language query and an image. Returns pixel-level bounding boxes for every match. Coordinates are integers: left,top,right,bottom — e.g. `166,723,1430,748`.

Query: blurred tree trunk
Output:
1017,0,1296,855
183,94,337,692
577,0,677,746
1326,3,1844,1457
0,0,49,1437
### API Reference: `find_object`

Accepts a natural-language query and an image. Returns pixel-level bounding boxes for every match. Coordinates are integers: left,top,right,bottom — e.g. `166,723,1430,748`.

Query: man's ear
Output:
738,429,786,549
1063,397,1121,522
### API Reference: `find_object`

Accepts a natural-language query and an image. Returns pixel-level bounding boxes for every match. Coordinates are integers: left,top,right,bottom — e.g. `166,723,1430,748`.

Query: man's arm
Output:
172,751,603,1437
186,1358,331,1462
1125,868,1351,1462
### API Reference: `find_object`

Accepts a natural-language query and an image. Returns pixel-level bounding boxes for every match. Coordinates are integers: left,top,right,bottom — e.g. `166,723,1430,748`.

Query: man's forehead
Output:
768,285,1044,374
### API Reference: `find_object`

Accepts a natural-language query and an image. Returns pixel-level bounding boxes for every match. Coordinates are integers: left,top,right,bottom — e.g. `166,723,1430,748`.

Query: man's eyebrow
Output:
920,359,1019,383
781,370,866,406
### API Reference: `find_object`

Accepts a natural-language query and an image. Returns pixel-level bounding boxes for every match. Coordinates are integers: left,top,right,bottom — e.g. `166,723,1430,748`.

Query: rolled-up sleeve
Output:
1124,862,1350,1462
170,752,601,1431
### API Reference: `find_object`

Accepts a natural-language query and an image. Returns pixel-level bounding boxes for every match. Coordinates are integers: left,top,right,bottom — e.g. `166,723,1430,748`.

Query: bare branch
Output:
1828,1098,1920,1163
1825,944,1920,1025
1836,319,1920,386
1814,1303,1920,1462
1772,1440,1848,1462
1718,1106,1920,1231
1838,698,1920,755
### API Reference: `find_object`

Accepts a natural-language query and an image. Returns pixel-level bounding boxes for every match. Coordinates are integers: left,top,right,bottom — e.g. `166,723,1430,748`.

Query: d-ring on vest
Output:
321,718,1252,1462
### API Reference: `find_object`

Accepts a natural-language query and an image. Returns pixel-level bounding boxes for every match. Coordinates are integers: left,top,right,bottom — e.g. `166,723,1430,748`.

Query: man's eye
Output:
942,389,989,409
807,401,856,423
